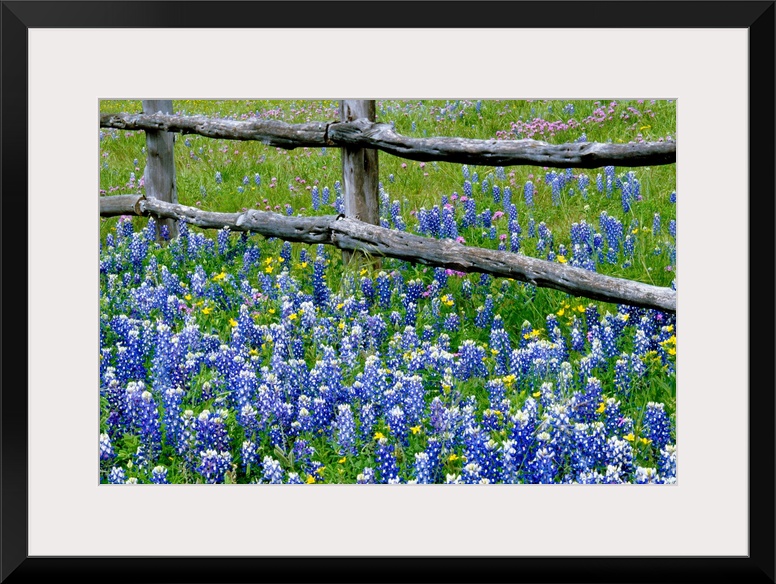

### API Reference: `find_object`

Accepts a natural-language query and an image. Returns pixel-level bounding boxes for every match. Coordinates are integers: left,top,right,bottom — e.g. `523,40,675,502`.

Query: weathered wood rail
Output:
101,195,677,314
100,112,676,169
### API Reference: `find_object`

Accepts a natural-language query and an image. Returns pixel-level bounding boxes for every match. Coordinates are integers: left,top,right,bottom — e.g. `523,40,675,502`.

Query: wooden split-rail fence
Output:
100,100,677,314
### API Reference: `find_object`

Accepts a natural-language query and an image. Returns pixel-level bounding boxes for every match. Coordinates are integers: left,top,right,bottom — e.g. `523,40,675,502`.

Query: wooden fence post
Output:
141,99,178,241
339,100,380,266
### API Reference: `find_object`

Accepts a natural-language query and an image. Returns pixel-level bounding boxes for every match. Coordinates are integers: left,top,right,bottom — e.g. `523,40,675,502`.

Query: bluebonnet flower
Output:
652,213,661,236
604,436,634,475
550,175,561,206
375,271,392,308
642,402,673,450
108,467,126,484
502,186,512,208
311,186,320,210
387,405,408,446
474,295,494,328
604,166,615,194
461,462,485,484
262,456,285,484
601,326,618,359
489,328,511,375
456,340,488,380
197,449,232,483
151,465,169,484
614,356,633,395
462,195,476,228
633,466,661,484
215,171,223,184
570,422,606,476
241,440,260,470
523,181,534,208
480,208,492,229
285,472,303,484
669,191,676,204
334,404,357,456
124,382,162,459
527,217,536,239
658,444,677,481
375,437,399,483
357,467,375,484
443,313,461,332
195,409,231,454
100,433,115,460
440,206,458,239
529,441,557,484
312,257,330,307
414,452,435,484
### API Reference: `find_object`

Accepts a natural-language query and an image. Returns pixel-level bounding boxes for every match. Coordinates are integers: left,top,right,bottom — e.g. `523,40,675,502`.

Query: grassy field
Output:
99,99,677,484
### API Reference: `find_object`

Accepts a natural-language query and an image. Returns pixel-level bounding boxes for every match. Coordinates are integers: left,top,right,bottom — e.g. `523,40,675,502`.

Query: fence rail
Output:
101,195,677,314
100,112,676,169
100,100,677,314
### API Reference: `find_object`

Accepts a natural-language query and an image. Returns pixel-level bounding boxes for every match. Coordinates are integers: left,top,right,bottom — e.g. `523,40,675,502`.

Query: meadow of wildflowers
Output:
99,99,677,484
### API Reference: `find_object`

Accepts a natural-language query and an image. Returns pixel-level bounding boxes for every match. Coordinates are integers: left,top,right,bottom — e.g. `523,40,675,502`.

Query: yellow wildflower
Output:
212,271,227,282
596,402,606,414
184,294,192,301
201,307,212,315
639,437,652,446
229,318,238,327
316,466,325,476
264,266,273,274
374,431,385,441
338,457,347,464
624,433,636,442
288,313,297,321
306,474,316,484
410,425,422,435
448,453,460,462
557,255,567,264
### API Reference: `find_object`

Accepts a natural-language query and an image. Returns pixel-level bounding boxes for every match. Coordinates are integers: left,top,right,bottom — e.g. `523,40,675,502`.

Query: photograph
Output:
5,1,773,581
98,98,678,485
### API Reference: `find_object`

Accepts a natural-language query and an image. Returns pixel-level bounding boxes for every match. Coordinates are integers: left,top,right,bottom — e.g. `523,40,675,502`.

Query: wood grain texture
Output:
100,195,676,313
101,112,676,169
339,100,380,265
141,100,178,240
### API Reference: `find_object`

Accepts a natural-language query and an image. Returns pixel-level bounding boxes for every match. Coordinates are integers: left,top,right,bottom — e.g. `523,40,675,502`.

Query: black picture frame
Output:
2,2,774,582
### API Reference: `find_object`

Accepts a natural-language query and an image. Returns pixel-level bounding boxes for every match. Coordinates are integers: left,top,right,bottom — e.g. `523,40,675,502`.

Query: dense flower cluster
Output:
100,205,676,484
